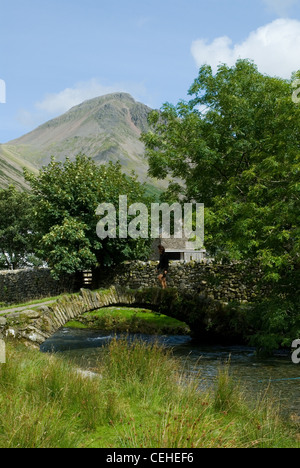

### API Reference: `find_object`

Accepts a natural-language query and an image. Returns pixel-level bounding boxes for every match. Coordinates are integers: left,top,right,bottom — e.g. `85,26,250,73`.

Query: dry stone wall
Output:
0,261,261,307
95,261,260,303
0,268,76,305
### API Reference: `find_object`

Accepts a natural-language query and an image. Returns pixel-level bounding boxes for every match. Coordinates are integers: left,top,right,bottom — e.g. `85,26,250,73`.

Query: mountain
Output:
0,144,37,190
0,93,161,190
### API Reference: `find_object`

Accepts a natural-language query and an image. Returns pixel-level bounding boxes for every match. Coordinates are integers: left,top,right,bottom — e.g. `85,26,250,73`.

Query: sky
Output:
1,0,300,142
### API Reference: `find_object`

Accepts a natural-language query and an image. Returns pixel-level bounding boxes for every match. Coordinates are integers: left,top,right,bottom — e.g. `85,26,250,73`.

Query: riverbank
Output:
65,306,191,336
0,339,299,448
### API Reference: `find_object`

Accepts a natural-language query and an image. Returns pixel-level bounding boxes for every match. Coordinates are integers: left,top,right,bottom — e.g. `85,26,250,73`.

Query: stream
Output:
40,328,300,419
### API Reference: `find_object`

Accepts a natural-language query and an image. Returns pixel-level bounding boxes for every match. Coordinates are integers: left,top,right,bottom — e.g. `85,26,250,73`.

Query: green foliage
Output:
141,59,300,351
249,297,300,353
24,155,152,278
0,186,41,270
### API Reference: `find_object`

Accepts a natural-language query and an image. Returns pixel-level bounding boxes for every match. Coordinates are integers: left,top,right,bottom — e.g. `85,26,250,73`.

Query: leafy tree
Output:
24,155,152,279
141,60,300,350
0,186,39,270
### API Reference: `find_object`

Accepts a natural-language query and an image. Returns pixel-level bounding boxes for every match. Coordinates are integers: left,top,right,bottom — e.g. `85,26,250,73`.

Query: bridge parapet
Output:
95,261,262,303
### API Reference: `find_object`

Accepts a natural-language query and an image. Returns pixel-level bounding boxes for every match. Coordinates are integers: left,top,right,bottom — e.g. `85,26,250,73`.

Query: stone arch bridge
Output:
0,286,248,347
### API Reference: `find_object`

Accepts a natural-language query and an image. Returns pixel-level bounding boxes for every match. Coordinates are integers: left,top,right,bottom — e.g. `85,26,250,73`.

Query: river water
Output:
40,328,300,419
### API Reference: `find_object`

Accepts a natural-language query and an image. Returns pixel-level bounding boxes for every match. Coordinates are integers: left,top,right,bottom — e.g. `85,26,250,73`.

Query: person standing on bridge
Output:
157,245,169,290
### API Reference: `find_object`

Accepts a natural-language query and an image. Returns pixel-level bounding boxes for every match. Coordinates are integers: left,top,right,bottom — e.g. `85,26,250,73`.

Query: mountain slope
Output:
0,144,37,190
3,93,155,185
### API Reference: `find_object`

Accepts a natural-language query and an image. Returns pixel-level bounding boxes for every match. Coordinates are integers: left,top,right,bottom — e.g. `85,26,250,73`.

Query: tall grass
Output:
0,339,298,448
0,342,125,448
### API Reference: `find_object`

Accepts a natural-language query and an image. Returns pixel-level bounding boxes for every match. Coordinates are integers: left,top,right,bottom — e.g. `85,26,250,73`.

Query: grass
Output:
0,338,299,448
66,306,191,335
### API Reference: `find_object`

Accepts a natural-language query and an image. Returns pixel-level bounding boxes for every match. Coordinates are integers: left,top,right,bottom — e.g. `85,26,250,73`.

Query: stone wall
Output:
0,268,77,305
0,261,261,306
95,261,260,303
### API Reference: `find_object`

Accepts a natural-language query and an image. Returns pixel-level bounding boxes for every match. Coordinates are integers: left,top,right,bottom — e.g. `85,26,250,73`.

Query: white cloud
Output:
35,78,147,115
262,0,298,16
191,18,300,79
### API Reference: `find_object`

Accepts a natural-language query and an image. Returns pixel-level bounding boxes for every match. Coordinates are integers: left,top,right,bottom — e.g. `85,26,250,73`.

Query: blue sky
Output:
1,0,300,142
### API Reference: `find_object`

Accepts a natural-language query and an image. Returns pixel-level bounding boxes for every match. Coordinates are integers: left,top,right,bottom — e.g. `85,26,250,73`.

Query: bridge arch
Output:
0,286,247,347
